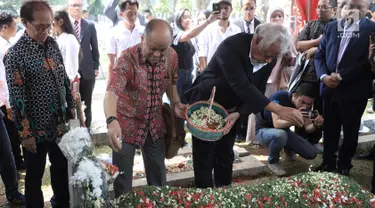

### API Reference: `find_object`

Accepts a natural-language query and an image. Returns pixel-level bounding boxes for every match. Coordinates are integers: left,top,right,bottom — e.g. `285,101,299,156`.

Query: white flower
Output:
70,158,104,199
58,127,93,164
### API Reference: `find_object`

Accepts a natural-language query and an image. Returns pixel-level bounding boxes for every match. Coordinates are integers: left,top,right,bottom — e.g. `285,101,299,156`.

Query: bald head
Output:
144,19,173,39
141,19,173,66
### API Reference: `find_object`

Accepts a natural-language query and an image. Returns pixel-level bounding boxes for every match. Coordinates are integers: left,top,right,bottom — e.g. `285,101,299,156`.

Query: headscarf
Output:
266,6,285,24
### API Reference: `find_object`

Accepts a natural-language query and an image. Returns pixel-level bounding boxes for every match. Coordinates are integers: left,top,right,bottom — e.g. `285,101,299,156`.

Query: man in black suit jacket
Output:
184,23,304,188
315,0,375,175
68,0,100,128
233,0,261,34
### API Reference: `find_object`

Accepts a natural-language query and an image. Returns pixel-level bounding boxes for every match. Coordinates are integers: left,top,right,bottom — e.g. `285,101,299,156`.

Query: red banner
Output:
295,0,319,25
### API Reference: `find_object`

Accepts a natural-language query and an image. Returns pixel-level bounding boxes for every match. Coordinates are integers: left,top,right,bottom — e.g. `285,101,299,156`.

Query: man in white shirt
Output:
198,0,241,71
0,11,26,171
107,0,144,77
0,11,25,206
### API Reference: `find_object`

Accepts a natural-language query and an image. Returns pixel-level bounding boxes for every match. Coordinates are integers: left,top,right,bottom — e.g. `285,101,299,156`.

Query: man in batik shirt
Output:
4,1,75,207
104,19,187,196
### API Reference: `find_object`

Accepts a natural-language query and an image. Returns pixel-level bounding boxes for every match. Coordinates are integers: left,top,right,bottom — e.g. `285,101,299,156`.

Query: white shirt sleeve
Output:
65,34,81,80
0,50,9,108
107,31,117,56
197,29,208,58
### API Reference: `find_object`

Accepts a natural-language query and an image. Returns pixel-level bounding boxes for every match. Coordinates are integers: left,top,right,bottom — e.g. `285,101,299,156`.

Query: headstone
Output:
68,119,82,208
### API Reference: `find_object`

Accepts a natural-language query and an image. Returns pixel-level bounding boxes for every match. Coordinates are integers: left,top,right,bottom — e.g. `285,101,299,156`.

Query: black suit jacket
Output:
233,18,262,33
78,19,100,80
184,33,276,119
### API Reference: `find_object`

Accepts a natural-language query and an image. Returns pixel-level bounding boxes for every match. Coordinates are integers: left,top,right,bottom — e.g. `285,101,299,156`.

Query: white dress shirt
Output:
198,22,241,63
243,18,255,34
56,32,81,80
0,36,12,108
107,23,144,59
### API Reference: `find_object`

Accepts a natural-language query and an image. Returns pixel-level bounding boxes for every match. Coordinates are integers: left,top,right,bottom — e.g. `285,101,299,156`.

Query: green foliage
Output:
176,0,193,12
153,0,170,15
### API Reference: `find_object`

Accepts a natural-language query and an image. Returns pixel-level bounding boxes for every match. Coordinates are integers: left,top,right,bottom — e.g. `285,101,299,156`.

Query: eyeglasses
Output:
181,15,192,20
70,3,83,8
316,5,333,11
29,22,52,32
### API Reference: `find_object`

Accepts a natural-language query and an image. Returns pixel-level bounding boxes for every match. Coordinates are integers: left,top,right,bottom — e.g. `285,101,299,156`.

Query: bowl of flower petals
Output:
185,87,230,141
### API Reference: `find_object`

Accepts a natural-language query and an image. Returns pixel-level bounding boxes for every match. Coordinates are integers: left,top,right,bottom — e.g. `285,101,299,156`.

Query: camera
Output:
301,109,319,119
212,3,220,13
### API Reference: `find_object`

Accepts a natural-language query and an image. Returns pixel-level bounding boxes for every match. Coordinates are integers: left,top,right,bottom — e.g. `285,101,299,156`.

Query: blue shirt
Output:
256,91,294,129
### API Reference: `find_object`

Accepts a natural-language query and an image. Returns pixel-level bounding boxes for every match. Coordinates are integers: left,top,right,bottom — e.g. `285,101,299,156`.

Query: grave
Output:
97,145,265,188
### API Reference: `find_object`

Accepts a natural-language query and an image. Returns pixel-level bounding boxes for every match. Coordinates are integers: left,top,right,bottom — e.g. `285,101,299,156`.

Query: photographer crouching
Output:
255,83,321,176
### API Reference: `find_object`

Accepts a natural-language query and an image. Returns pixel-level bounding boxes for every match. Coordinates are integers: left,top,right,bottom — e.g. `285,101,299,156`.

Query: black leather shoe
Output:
314,163,337,172
338,169,350,176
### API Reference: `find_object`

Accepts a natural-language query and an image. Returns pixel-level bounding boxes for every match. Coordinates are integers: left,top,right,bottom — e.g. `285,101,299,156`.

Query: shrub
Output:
114,172,375,208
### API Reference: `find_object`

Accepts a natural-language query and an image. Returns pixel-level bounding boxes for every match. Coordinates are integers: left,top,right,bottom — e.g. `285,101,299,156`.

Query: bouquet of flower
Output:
57,127,119,207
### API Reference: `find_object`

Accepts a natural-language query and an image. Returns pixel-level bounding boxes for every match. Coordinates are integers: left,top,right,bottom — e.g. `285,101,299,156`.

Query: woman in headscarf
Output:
264,6,297,97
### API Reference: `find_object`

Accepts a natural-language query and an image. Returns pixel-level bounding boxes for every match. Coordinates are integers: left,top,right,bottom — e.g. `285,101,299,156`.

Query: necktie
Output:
74,21,79,39
246,21,251,34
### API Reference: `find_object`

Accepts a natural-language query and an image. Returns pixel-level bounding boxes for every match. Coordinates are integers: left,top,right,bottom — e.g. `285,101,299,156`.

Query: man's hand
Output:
276,106,304,127
223,112,240,135
313,114,324,128
6,108,12,121
95,69,99,77
304,47,318,59
207,11,219,24
323,75,340,88
107,120,122,152
22,137,37,154
317,34,323,41
174,102,188,119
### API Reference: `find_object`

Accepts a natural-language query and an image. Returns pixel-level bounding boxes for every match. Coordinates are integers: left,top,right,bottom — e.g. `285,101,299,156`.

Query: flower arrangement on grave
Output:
58,127,120,208
189,106,226,130
115,172,375,208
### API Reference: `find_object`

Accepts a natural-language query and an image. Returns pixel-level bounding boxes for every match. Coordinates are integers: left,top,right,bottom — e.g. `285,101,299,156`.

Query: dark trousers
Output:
79,77,95,128
1,106,23,167
177,69,193,132
192,127,236,188
24,140,69,208
323,96,367,170
0,119,19,198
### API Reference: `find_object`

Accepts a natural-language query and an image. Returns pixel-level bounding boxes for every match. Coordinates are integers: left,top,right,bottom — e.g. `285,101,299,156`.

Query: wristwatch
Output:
106,116,118,125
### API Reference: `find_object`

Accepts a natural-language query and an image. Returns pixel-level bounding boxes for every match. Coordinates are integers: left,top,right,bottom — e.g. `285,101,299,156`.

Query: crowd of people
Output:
0,0,375,207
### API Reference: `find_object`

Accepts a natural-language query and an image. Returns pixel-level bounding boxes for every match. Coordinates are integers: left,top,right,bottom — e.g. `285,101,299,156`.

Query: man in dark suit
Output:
68,0,100,128
184,23,304,188
233,0,261,34
315,0,375,175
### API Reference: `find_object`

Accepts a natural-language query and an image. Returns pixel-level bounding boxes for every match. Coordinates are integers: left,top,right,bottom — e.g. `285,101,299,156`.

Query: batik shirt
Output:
4,32,75,142
107,44,178,146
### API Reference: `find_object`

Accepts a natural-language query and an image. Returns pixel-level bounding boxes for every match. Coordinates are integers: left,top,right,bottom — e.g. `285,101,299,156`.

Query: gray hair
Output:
254,23,291,55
